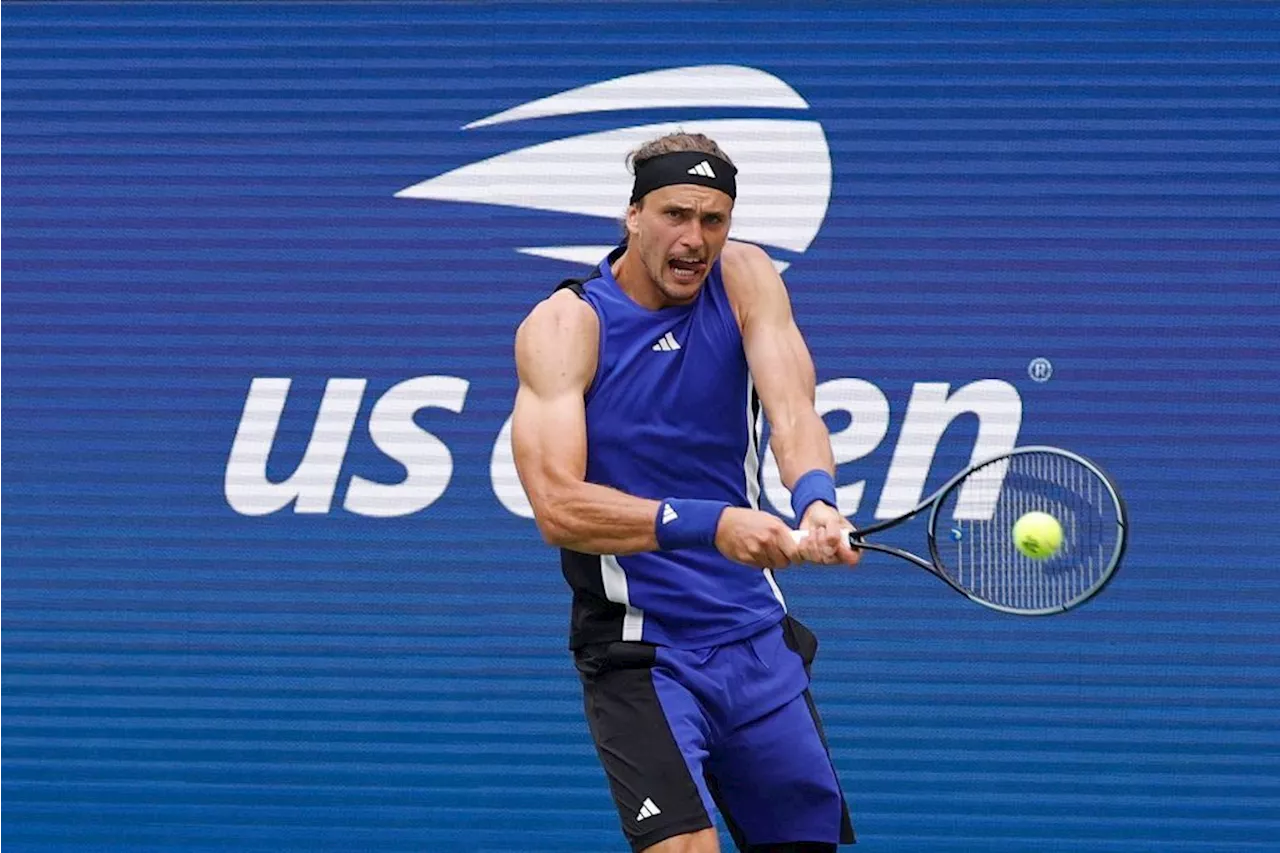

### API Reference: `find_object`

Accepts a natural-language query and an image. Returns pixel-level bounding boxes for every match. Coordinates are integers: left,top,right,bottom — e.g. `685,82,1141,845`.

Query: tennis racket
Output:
792,446,1127,615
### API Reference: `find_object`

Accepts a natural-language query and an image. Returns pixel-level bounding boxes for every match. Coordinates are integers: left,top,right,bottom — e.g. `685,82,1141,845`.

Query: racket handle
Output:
791,528,859,546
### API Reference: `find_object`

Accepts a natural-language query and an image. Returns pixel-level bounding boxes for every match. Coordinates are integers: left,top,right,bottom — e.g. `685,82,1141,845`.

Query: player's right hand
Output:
714,507,802,569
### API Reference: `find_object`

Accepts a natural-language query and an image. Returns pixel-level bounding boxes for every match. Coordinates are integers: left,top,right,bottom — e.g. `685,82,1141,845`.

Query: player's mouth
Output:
668,258,706,283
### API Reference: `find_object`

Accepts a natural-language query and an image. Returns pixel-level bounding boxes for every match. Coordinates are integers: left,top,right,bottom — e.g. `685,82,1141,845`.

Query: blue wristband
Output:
654,498,730,551
790,469,837,520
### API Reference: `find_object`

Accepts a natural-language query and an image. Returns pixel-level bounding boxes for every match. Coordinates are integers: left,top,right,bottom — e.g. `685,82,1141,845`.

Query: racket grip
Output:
791,528,859,546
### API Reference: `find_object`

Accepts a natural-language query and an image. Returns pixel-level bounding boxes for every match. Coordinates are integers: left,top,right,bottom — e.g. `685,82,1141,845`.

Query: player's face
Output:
627,185,733,304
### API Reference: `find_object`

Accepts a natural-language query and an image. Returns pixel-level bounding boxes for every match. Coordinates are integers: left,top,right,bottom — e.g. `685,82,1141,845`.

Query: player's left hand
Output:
798,502,861,567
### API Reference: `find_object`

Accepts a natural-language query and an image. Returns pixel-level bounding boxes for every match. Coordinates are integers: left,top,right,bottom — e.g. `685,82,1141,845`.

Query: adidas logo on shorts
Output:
636,797,662,821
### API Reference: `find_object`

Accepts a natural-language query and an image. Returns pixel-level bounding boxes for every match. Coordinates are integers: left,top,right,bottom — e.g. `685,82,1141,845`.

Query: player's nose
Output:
679,219,704,250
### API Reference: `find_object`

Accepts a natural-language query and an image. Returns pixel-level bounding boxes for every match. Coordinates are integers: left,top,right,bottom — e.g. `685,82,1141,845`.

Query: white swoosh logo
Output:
396,67,832,270
464,64,809,128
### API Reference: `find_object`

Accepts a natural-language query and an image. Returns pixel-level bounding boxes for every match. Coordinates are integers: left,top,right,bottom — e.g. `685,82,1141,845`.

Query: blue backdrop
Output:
4,3,1278,851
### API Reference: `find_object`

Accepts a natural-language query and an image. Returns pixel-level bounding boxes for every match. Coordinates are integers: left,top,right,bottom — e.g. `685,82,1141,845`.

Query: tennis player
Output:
512,132,859,853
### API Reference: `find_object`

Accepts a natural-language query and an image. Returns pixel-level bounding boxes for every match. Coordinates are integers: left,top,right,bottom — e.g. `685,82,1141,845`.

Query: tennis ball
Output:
1012,511,1063,560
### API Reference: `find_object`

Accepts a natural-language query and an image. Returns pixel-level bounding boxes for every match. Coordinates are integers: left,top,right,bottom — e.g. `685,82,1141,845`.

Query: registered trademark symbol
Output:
1028,358,1053,382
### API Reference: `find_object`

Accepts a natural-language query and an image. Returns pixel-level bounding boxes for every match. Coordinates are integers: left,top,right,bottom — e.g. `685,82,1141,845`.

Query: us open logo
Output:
393,64,834,273
224,67,1026,521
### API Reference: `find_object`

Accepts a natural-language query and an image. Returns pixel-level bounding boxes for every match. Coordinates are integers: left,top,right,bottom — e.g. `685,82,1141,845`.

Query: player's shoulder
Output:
720,239,774,272
519,288,598,340
719,240,785,294
514,289,600,378
721,239,779,281
719,241,788,325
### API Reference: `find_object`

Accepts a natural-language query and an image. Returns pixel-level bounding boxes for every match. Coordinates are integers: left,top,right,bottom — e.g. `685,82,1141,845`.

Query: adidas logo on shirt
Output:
686,160,717,178
661,504,678,524
651,332,681,352
636,797,662,821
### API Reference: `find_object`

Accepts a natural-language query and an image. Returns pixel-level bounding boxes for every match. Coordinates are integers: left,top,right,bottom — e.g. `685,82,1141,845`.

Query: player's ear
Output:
625,202,641,240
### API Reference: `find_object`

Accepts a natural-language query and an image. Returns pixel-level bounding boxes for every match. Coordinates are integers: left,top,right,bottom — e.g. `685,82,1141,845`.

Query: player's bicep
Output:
745,311,817,425
730,247,818,430
510,382,587,512
510,294,597,519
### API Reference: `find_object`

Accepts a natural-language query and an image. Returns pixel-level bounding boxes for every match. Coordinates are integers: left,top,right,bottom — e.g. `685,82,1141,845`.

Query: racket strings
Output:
937,451,1120,612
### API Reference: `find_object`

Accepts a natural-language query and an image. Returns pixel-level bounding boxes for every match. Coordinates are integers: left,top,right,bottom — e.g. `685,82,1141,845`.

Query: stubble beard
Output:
645,246,705,305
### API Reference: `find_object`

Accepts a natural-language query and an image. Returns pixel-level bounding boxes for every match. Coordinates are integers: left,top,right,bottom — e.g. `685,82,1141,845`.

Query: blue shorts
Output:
575,616,855,852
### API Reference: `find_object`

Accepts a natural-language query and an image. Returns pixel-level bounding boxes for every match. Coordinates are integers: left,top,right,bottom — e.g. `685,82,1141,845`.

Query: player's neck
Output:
611,248,667,311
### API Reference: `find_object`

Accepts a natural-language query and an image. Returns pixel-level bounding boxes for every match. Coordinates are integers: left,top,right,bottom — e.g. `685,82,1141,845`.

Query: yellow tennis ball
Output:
1012,511,1063,560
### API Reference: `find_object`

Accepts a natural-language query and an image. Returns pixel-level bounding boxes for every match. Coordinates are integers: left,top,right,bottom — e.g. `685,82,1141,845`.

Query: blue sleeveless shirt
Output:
559,247,787,649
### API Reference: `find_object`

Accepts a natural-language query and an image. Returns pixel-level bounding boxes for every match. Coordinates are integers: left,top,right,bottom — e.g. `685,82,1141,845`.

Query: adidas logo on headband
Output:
687,160,717,178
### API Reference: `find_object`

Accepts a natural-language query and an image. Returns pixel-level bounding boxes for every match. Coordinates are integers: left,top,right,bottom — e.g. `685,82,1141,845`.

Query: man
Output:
511,132,860,853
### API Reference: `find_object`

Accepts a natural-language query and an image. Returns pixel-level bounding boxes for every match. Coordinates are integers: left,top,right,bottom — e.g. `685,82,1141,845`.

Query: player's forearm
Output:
770,409,836,488
534,481,661,555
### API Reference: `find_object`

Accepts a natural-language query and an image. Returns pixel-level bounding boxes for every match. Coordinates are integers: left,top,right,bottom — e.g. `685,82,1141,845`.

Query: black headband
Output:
630,151,737,204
